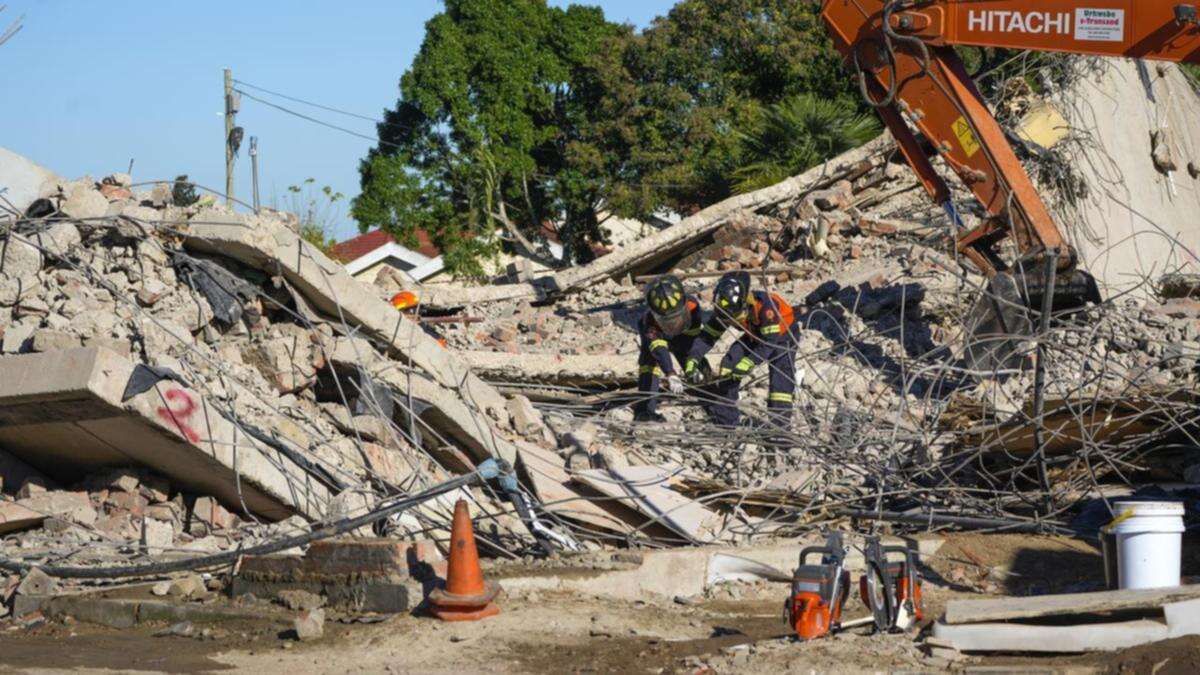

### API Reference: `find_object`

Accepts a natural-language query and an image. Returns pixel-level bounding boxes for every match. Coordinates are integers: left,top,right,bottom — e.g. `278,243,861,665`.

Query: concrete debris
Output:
0,58,1198,653
933,596,1200,654
292,607,324,640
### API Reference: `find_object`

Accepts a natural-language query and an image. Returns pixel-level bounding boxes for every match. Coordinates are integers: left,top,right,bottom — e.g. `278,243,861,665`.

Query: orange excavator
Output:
819,1,1200,367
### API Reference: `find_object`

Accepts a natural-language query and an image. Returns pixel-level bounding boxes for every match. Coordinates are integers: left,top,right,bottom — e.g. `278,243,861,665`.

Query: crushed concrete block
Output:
151,581,171,596
277,589,325,611
136,278,170,307
30,328,82,352
359,442,410,486
0,147,63,214
562,422,598,454
1,320,36,353
183,214,515,461
17,490,96,526
16,568,56,597
0,237,42,277
319,403,392,443
30,222,82,260
101,469,141,493
60,183,109,220
15,476,48,499
506,395,545,436
192,496,235,531
293,608,324,641
325,488,375,537
141,517,174,553
0,278,39,310
95,512,137,538
0,501,45,534
250,325,321,394
168,575,205,599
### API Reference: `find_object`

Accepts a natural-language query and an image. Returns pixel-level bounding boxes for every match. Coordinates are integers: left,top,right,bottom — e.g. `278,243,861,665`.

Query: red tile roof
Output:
329,228,441,263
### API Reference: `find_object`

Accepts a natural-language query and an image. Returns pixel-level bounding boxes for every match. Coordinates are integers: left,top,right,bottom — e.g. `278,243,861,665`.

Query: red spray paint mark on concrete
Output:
156,388,201,443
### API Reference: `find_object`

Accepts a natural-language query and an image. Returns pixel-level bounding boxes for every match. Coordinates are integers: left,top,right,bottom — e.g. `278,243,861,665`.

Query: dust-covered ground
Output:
1,533,1198,674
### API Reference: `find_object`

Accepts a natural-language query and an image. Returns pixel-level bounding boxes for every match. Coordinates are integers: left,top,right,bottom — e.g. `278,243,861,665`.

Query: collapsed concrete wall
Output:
1060,60,1200,295
0,347,328,520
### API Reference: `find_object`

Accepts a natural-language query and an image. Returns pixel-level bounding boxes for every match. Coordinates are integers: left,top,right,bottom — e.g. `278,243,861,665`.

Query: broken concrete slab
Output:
572,465,729,544
0,500,44,534
182,214,525,467
0,346,329,520
942,583,1200,624
16,490,96,526
932,597,1200,653
181,211,508,423
0,146,62,215
462,351,637,387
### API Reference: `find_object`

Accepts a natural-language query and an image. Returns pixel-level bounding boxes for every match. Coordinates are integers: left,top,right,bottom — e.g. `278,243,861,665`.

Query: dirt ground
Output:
0,533,1197,674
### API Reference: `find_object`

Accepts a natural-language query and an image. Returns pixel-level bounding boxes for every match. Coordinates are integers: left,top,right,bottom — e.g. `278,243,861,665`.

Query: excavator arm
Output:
821,0,1200,277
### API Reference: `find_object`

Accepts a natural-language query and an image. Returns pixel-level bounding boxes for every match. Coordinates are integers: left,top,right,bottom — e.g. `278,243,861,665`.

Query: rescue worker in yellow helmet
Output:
634,275,711,422
685,271,799,427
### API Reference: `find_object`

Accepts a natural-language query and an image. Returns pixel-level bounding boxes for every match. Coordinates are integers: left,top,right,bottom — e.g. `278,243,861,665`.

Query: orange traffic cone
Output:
428,499,501,621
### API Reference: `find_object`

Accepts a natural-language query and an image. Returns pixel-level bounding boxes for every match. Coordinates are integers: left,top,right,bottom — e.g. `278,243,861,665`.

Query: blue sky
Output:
0,0,676,240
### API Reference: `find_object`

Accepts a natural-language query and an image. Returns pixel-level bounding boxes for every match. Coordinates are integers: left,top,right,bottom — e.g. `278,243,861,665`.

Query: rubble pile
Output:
1,173,538,585
2,120,1199,596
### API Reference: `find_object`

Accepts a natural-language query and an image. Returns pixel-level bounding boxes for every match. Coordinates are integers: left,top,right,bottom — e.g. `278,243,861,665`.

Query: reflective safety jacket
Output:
639,295,705,377
688,290,795,364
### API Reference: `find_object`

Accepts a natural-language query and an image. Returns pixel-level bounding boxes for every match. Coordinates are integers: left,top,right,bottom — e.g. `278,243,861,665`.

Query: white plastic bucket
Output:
1111,501,1185,590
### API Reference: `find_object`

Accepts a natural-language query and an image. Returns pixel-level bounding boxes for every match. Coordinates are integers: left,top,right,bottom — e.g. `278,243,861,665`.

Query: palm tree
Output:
730,94,880,194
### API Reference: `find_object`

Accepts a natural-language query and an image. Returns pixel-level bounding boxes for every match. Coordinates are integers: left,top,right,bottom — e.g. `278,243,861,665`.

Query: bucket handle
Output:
1101,509,1135,534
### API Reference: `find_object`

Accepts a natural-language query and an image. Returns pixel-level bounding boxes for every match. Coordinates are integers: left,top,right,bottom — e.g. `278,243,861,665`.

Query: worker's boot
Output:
633,409,666,423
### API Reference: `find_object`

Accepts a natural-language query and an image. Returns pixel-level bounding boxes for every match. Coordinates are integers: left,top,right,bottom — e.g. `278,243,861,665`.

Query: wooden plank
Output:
944,584,1200,625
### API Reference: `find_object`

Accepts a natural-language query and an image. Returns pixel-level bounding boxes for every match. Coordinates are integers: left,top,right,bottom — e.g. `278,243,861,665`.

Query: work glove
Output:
684,359,704,384
666,374,685,395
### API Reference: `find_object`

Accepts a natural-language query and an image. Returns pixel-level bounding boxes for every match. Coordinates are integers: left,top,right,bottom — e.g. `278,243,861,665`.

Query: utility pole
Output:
249,136,260,213
224,68,236,205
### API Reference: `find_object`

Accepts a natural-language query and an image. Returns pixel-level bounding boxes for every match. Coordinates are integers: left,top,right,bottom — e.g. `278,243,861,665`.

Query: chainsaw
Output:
785,532,850,640
859,536,925,633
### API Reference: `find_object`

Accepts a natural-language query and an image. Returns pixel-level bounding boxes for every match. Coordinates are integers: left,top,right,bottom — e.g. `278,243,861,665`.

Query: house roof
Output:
330,229,441,264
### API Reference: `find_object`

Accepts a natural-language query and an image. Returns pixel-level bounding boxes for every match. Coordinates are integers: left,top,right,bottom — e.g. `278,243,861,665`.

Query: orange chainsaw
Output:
785,532,851,640
859,536,925,633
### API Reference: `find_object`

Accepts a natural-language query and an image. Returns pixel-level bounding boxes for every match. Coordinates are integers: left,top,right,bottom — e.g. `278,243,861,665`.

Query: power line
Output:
234,88,402,150
233,78,388,125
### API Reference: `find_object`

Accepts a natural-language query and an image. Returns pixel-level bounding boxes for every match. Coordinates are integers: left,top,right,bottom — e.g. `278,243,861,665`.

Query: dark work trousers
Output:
634,334,702,417
707,323,800,427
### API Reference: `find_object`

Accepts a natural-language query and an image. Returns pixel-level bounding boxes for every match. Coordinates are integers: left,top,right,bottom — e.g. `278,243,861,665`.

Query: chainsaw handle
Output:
798,545,838,566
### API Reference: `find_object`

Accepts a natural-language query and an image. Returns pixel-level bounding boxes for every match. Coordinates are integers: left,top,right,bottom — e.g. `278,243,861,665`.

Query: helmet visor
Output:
654,307,690,337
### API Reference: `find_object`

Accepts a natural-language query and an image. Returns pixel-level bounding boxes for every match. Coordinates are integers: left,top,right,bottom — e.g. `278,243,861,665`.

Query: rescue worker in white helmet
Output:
634,274,711,422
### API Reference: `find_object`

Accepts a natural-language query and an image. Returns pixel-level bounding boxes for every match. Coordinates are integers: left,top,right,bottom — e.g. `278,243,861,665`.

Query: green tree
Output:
636,0,859,207
354,0,864,274
729,94,880,194
355,0,667,274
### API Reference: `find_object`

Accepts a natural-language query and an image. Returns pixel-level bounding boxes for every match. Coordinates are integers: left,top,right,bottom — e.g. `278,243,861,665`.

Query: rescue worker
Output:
634,275,710,422
684,271,799,427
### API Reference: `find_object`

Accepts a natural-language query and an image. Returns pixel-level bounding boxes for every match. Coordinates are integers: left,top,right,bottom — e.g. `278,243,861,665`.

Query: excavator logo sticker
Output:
952,117,980,158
